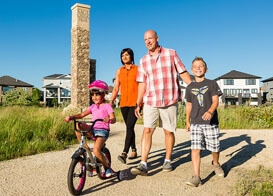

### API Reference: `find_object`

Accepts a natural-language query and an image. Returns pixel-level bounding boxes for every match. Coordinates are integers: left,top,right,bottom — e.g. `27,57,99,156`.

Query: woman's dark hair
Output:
120,48,135,65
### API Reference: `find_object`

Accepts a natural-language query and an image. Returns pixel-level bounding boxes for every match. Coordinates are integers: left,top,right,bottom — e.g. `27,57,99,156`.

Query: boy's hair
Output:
192,57,207,68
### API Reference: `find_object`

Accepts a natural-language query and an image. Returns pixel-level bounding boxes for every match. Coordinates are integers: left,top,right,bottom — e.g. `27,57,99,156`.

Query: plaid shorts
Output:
190,124,220,152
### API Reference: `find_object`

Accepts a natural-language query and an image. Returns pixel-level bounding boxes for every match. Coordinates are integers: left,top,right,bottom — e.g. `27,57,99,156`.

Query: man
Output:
131,30,192,176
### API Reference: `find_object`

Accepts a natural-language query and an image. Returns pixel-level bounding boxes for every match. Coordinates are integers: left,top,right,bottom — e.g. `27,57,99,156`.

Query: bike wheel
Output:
96,147,112,180
67,158,86,195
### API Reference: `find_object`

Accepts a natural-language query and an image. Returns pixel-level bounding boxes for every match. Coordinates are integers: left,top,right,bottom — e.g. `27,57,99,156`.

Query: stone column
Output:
71,3,91,109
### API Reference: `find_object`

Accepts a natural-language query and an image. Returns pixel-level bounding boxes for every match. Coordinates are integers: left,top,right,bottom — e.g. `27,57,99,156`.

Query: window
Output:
22,87,29,91
46,89,57,97
61,88,71,97
246,79,256,85
2,86,14,93
223,89,228,95
251,89,258,94
224,79,234,85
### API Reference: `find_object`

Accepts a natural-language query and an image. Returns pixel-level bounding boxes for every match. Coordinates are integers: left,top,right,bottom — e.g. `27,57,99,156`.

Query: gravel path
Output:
0,123,272,196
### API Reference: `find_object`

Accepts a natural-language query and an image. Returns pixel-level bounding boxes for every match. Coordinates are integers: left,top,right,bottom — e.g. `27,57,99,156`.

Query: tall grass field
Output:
0,106,77,161
0,104,272,161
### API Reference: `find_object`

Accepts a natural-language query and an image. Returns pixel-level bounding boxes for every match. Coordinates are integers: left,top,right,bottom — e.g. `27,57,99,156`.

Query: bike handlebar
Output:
73,119,103,134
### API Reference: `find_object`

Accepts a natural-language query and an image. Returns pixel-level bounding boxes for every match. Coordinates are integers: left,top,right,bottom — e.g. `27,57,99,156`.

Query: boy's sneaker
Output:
105,168,112,178
185,176,202,187
162,161,173,172
131,163,148,176
212,161,224,177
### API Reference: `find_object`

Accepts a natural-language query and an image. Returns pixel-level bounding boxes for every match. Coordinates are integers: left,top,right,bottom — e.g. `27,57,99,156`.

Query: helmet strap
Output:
96,93,105,109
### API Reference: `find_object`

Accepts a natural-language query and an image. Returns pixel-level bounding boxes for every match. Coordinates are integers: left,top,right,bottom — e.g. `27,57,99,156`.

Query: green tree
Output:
31,88,41,106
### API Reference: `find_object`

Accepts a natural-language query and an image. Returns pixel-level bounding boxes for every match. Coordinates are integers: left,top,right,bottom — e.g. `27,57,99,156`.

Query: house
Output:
261,77,273,103
178,74,195,103
42,74,71,106
215,70,262,106
0,75,33,103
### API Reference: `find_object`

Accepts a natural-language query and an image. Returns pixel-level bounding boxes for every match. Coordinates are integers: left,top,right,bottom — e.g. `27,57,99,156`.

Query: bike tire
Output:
67,158,86,195
96,147,111,180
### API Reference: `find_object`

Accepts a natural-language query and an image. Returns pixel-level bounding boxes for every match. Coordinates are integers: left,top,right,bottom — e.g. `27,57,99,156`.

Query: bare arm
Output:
179,71,192,85
104,112,116,124
64,110,90,122
109,69,120,105
135,82,146,118
186,101,192,132
202,95,219,121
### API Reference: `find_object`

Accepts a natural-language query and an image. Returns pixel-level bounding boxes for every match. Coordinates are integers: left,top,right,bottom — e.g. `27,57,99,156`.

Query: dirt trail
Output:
0,123,272,196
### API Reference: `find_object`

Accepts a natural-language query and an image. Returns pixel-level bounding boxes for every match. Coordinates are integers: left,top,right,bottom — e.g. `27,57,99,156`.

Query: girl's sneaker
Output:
105,168,112,178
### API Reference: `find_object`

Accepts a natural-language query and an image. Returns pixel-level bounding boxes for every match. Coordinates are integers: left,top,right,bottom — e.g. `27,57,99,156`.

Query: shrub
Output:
2,88,31,106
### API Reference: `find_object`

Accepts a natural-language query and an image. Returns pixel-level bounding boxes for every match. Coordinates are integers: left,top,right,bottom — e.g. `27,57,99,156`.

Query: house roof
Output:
43,74,71,79
0,75,33,87
42,83,61,88
215,70,261,80
261,77,273,83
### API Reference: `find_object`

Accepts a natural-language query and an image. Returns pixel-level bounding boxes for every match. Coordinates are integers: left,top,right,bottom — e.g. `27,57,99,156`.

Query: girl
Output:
65,80,116,177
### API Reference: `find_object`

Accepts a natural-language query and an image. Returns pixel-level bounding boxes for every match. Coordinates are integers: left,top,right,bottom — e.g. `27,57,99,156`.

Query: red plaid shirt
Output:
136,47,187,107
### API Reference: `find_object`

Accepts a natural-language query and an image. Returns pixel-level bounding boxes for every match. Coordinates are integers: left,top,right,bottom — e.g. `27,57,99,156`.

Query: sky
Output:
0,0,272,90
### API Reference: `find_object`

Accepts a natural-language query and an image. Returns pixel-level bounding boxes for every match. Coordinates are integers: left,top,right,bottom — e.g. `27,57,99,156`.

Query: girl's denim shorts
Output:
93,129,109,140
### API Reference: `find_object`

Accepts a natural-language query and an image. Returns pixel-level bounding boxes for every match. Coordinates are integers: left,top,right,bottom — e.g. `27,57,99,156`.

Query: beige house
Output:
0,75,33,103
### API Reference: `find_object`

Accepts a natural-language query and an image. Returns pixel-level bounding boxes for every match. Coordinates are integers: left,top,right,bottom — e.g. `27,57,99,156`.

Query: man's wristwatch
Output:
135,103,140,108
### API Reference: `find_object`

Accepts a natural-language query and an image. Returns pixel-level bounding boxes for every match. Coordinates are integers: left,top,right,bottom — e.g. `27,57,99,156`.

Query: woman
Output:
110,48,139,164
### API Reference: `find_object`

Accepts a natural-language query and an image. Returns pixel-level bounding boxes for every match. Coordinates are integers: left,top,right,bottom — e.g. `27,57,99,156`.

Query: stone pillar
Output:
71,3,91,109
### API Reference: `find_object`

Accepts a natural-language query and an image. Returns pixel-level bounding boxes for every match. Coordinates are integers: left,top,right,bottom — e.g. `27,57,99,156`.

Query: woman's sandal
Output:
117,152,127,164
128,149,137,160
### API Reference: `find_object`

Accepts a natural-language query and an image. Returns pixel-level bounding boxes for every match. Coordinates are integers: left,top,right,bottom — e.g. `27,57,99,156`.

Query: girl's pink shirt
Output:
87,103,114,130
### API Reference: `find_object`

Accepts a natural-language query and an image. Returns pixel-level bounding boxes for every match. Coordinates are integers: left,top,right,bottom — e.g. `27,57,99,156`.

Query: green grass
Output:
0,106,77,161
1,104,272,161
115,104,273,129
234,166,273,196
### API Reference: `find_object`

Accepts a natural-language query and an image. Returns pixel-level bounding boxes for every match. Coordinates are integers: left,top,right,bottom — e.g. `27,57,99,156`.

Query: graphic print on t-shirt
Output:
191,86,208,107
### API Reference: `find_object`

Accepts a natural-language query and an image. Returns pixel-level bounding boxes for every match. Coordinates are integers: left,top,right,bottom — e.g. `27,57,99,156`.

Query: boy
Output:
185,57,224,187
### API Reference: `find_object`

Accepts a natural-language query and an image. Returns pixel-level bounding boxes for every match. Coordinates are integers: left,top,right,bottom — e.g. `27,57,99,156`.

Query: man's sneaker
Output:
131,163,148,176
162,161,173,172
212,161,225,177
105,168,112,178
185,176,202,187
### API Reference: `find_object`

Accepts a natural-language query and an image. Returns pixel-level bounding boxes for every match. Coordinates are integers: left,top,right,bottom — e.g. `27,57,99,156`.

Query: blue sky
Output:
0,0,272,89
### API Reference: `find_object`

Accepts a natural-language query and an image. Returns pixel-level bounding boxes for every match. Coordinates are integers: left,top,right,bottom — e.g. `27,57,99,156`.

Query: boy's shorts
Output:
143,102,178,132
91,129,109,140
190,124,220,152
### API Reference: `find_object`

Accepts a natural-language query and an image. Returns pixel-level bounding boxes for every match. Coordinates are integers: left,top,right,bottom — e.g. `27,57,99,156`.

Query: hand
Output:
186,122,191,132
109,100,113,105
202,111,212,121
135,105,142,119
104,117,110,123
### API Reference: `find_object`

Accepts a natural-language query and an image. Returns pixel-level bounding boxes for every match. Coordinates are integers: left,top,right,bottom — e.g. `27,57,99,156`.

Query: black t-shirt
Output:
185,79,222,125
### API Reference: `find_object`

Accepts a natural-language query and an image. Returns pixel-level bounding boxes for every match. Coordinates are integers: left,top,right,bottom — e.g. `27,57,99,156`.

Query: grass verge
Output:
0,106,77,161
234,166,273,196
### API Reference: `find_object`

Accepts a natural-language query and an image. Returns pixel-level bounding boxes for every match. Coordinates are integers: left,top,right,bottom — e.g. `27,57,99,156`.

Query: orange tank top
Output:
119,64,138,107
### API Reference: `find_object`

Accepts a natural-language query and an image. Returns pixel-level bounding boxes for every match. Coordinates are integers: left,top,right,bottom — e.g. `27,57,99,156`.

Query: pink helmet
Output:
88,80,109,93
